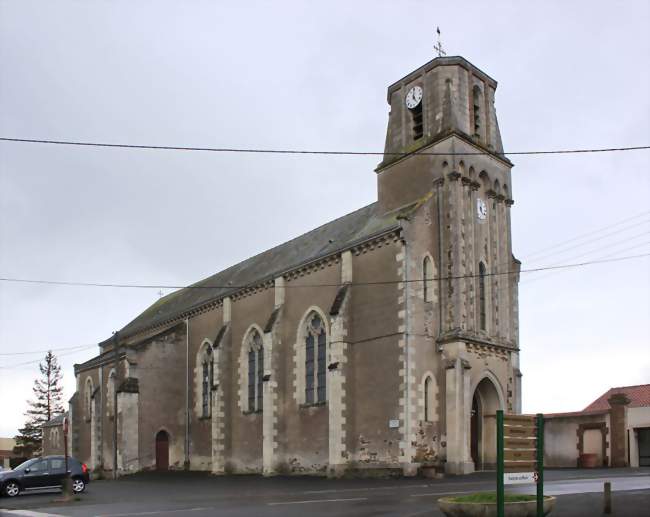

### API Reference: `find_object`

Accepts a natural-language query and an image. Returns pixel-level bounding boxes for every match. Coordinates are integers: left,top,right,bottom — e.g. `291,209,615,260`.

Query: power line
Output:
1,137,649,157
0,253,648,291
0,343,96,357
0,346,98,369
520,210,650,261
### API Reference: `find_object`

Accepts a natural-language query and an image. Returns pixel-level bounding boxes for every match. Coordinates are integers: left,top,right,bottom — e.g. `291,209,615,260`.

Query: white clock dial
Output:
405,86,423,109
477,198,487,220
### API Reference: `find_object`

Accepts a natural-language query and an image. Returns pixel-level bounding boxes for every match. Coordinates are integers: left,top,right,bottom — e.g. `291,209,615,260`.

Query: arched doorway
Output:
470,376,503,470
155,430,169,471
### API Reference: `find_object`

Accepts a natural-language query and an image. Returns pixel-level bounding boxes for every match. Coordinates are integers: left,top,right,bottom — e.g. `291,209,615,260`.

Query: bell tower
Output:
377,56,521,475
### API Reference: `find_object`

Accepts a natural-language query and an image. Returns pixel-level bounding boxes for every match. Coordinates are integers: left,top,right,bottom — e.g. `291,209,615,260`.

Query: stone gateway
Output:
71,55,521,477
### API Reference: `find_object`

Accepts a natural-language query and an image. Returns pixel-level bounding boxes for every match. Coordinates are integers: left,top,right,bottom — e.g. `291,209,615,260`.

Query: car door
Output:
47,458,67,487
22,459,50,489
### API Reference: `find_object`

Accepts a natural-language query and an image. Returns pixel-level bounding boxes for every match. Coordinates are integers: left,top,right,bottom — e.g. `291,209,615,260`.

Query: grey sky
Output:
1,0,649,437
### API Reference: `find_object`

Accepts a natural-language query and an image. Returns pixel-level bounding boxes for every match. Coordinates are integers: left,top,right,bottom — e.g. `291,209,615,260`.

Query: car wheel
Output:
71,477,85,493
3,481,20,497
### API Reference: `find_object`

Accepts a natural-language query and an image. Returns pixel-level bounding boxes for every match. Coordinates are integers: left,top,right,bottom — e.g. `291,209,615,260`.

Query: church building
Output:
70,54,521,477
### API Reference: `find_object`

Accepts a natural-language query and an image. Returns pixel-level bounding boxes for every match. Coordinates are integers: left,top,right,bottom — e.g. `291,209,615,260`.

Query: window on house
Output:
247,331,264,412
423,256,434,302
479,261,487,330
305,313,327,404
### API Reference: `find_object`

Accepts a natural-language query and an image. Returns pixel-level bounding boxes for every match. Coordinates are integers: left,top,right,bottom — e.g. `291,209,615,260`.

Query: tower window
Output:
479,261,487,330
472,85,482,137
423,256,434,302
411,102,423,140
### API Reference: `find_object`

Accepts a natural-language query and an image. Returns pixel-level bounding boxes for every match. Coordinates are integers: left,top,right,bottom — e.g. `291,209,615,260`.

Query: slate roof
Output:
583,384,650,411
112,202,401,341
43,413,67,428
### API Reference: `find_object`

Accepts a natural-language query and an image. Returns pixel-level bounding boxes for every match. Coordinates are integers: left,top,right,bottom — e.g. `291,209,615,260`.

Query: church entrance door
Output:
470,377,502,470
155,430,169,471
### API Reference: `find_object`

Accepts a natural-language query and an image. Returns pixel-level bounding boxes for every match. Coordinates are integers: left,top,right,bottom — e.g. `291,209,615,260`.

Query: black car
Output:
0,456,89,497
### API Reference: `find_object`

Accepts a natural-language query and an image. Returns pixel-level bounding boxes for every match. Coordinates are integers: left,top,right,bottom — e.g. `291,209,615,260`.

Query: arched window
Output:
479,262,487,330
472,85,482,137
201,347,213,418
424,376,434,422
246,330,264,412
304,313,327,404
106,370,116,417
84,377,93,420
423,256,434,302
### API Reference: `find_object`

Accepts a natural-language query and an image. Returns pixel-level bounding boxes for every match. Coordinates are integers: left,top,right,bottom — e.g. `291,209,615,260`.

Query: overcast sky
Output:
1,0,649,437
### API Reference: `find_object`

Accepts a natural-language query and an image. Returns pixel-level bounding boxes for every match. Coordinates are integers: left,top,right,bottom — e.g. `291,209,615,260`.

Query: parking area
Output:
1,468,649,516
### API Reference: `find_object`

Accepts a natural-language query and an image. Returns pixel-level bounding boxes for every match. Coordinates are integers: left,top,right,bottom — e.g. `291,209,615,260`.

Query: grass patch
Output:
448,492,537,503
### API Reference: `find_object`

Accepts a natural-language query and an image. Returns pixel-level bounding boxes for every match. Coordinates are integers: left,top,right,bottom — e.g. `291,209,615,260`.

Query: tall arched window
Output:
472,85,482,137
304,313,327,404
84,377,93,421
479,261,487,330
246,330,264,412
423,256,434,302
106,370,116,417
201,346,213,418
424,376,434,422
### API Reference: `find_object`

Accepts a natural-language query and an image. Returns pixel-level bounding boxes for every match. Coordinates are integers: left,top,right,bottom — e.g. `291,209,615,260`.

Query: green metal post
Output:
537,413,544,517
497,410,504,517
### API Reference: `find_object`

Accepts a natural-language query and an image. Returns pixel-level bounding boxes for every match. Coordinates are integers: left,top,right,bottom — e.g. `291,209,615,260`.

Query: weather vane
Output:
434,27,446,57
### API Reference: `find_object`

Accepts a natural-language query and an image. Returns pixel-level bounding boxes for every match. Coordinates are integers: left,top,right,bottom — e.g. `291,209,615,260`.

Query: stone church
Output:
70,55,521,477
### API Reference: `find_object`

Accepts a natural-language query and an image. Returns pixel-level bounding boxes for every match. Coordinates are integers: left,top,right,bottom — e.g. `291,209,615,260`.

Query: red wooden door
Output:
155,430,169,470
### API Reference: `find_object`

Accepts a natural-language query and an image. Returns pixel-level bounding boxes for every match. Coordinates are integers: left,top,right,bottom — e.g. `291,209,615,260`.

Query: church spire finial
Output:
434,27,446,57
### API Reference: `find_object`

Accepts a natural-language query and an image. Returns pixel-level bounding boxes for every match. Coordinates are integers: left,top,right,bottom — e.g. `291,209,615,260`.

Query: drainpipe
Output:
185,318,190,469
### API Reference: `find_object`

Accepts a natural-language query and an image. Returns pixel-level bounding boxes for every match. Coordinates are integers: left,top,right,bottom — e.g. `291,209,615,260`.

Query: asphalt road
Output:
1,468,649,516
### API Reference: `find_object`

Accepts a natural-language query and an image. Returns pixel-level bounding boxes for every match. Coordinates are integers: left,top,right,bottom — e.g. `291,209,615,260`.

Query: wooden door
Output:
155,430,169,470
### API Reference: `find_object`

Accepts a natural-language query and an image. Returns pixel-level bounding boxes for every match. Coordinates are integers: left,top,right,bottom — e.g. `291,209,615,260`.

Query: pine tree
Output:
14,351,65,457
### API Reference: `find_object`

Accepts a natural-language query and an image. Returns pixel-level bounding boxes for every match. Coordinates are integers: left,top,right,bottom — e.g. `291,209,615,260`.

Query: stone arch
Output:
468,166,476,180
239,324,264,412
194,339,214,418
470,371,505,470
293,306,330,404
479,169,490,186
458,160,465,175
494,178,501,195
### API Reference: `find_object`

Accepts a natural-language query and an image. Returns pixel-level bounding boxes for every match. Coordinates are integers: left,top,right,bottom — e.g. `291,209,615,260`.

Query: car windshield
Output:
13,458,38,471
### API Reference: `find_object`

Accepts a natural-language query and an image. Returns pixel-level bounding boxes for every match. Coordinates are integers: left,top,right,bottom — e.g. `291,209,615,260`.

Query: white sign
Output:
504,472,537,485
388,419,400,429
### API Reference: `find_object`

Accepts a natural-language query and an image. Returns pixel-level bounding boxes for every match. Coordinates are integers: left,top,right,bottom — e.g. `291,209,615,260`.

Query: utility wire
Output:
0,346,98,369
520,210,650,261
1,137,649,157
0,343,97,356
0,253,648,291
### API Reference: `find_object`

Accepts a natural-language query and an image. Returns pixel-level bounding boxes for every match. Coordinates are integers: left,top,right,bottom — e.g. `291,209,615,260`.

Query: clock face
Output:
405,86,423,109
477,198,487,220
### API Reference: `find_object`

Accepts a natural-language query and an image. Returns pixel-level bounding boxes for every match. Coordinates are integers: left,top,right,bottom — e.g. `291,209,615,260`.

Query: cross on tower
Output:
157,290,164,299
434,27,446,57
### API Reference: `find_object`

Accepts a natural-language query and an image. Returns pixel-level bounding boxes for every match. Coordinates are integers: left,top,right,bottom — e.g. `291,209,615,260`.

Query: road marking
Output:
301,483,429,495
99,508,211,517
267,497,368,506
0,512,61,517
410,490,474,497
